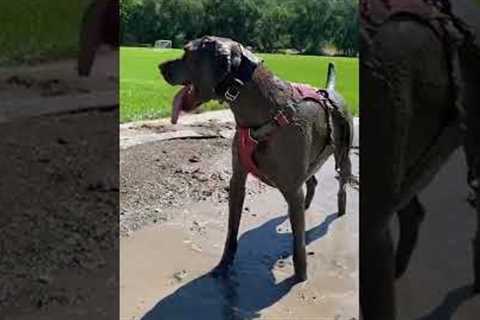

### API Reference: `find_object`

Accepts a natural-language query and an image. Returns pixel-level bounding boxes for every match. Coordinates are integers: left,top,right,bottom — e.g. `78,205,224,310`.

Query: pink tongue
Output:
172,86,187,124
171,85,195,124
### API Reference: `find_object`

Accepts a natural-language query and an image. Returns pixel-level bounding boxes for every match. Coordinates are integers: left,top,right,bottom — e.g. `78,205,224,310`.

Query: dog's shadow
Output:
416,285,477,320
141,212,339,320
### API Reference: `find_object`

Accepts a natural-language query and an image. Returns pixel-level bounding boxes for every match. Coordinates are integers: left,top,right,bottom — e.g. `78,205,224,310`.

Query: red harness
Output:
238,84,328,184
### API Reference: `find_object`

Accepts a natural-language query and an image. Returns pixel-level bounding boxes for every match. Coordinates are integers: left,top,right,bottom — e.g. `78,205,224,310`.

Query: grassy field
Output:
120,47,358,123
0,0,88,65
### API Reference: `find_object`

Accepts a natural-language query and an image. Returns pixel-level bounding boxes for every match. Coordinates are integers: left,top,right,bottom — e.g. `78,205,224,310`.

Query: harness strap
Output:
238,84,333,184
238,127,276,185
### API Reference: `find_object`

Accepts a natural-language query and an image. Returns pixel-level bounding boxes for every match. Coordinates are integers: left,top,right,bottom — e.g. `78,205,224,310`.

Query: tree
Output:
119,0,360,56
255,3,291,52
331,0,358,56
289,0,337,54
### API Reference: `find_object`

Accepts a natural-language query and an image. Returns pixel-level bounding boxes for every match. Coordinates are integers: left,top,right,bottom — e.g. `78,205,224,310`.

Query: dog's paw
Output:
295,271,308,282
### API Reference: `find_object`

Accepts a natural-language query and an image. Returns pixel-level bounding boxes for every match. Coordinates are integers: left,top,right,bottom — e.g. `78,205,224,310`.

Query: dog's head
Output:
159,36,261,124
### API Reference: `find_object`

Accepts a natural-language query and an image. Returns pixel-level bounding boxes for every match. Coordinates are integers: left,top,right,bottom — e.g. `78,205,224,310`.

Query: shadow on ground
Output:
141,212,339,320
417,285,476,320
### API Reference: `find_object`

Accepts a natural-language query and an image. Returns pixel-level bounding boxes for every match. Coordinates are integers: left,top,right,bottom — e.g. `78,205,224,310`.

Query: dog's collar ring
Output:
225,87,240,102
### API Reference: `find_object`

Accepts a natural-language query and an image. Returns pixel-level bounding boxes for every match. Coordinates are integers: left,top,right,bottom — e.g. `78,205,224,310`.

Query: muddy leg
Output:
305,176,318,210
474,193,480,293
285,188,307,281
465,145,480,292
463,88,480,294
214,169,247,273
459,34,480,294
337,173,348,216
395,196,426,278
463,106,480,293
335,148,352,217
78,0,108,76
213,137,247,276
361,220,396,320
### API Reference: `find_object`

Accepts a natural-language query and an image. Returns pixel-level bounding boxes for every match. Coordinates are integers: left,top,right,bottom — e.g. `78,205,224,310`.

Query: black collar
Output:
214,57,259,102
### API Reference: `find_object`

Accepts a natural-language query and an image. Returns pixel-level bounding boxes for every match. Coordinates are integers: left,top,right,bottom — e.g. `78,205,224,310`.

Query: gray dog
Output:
159,36,354,281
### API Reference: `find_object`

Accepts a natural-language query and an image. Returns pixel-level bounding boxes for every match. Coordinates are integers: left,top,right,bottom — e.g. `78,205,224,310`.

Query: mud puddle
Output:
120,126,359,319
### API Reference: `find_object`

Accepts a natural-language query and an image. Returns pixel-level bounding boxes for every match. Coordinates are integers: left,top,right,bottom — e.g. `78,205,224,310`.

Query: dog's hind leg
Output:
337,172,348,216
78,1,104,76
331,101,354,217
284,187,307,281
361,214,396,320
305,176,318,210
473,190,480,293
335,152,352,216
395,195,426,278
213,136,247,275
466,152,480,292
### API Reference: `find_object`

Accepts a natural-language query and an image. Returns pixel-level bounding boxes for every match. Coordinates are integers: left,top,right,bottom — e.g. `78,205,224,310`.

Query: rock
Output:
37,275,52,284
6,75,35,88
191,244,202,253
39,79,70,96
173,270,188,282
57,137,68,145
188,155,200,163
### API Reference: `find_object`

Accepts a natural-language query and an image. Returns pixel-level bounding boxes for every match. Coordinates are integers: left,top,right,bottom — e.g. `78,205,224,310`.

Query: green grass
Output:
120,47,358,123
0,0,88,65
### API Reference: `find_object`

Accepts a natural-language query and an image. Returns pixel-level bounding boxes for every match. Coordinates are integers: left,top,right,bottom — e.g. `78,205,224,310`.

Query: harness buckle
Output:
273,111,290,127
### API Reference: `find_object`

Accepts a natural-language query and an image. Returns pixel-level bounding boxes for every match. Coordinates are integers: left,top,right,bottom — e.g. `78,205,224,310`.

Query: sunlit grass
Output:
120,47,358,123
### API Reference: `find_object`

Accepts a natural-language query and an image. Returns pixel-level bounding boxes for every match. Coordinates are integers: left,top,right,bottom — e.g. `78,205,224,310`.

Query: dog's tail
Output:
325,62,336,91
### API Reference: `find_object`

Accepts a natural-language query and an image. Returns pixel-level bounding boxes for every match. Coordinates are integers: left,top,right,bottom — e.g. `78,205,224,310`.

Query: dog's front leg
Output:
285,188,307,281
395,196,425,278
78,1,104,76
213,138,247,275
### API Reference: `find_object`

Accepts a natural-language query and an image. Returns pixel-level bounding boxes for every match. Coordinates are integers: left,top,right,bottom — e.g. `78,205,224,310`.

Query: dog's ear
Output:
215,40,262,72
213,38,237,73
229,43,263,69
230,44,243,70
240,45,263,66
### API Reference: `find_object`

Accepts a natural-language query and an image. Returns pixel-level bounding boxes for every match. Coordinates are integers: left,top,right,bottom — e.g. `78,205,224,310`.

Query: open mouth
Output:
171,82,202,124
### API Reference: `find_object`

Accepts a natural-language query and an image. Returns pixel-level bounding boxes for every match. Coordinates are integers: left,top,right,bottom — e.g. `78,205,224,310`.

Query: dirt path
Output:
120,112,360,320
0,110,118,319
395,149,480,320
0,48,117,122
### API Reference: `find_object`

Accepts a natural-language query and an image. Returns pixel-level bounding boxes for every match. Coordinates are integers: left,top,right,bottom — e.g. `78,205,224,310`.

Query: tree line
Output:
120,0,358,56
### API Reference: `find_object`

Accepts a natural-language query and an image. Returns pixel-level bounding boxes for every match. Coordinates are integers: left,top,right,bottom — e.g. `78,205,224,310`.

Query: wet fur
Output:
160,36,353,282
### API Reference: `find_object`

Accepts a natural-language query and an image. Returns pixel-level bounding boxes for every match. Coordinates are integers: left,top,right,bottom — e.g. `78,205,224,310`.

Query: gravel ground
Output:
0,109,118,318
120,121,270,236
